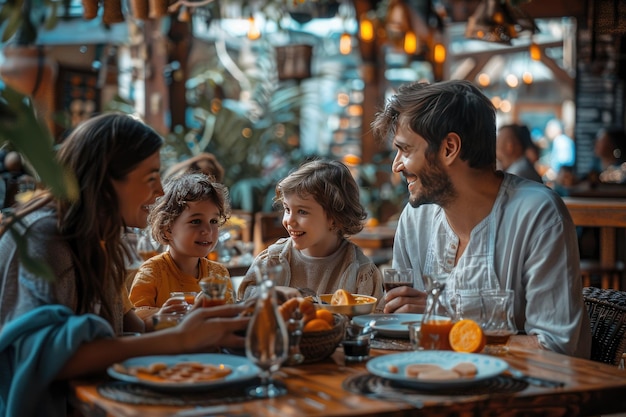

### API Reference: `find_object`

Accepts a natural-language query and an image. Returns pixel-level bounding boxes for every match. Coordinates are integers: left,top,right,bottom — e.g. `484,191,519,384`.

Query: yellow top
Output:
129,251,234,308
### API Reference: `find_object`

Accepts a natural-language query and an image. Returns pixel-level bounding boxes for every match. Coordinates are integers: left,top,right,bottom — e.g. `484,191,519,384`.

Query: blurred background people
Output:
593,126,626,184
496,123,543,183
544,118,575,181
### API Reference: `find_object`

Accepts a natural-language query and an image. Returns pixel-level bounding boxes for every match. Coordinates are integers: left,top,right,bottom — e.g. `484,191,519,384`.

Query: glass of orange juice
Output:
199,274,230,307
169,291,197,311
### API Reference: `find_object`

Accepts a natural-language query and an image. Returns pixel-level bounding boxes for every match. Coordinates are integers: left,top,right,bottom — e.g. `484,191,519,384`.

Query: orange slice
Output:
449,319,486,353
330,289,356,306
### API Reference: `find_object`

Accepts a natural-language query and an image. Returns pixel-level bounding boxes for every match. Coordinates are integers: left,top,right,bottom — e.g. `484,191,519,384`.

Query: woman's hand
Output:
382,286,428,314
173,305,250,351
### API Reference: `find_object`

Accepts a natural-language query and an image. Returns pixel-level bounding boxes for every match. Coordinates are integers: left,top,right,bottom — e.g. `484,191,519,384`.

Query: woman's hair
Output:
371,80,496,169
163,152,225,183
55,113,163,323
149,172,231,246
274,159,367,236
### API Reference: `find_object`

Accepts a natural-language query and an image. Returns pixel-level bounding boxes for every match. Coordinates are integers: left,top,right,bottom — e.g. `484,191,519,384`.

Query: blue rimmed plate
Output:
353,313,424,338
107,353,260,392
366,350,508,389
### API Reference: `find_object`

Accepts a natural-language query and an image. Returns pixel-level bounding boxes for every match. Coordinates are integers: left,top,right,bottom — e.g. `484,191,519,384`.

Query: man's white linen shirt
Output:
392,173,591,358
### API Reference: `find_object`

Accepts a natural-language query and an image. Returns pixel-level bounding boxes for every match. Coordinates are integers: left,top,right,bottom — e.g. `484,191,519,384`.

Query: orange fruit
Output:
330,289,356,306
315,309,335,326
448,319,486,353
303,318,333,333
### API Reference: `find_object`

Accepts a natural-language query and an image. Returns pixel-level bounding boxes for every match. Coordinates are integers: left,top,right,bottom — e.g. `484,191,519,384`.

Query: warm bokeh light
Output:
337,92,350,107
404,31,417,54
505,73,519,88
247,16,261,40
178,6,190,22
522,71,533,84
499,99,512,113
530,42,541,60
491,96,502,108
340,32,352,55
434,43,446,64
347,104,363,117
210,98,222,114
360,17,374,42
477,73,491,87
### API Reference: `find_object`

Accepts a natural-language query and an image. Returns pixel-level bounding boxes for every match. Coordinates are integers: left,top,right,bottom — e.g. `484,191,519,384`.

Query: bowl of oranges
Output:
279,297,347,363
313,289,378,317
300,310,347,363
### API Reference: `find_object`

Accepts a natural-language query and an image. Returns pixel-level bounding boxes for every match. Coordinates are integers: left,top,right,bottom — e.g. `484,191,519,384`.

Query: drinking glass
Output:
235,241,256,265
382,268,414,293
136,228,160,261
455,291,484,323
198,273,230,307
245,265,288,398
408,322,423,351
481,289,517,355
152,312,185,331
169,291,197,312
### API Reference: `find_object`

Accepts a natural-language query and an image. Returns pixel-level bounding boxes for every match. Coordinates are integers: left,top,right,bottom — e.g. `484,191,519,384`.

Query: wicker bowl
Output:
299,314,347,364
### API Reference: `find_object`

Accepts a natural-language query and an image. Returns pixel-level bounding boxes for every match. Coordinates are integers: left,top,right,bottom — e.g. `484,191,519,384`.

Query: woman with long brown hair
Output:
0,113,248,417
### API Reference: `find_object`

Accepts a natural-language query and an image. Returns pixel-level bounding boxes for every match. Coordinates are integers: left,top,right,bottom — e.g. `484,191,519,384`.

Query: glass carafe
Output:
245,265,289,398
420,274,455,350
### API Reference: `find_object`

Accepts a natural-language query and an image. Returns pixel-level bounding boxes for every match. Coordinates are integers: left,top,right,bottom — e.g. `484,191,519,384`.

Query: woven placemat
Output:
98,377,278,406
371,337,412,351
342,372,527,397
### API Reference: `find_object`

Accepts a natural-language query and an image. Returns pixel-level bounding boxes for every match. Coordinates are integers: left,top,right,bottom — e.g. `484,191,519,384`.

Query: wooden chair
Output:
580,260,624,290
582,286,626,366
253,211,288,255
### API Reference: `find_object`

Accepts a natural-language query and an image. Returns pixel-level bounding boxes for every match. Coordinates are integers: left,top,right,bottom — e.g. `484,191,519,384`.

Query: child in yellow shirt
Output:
130,172,235,328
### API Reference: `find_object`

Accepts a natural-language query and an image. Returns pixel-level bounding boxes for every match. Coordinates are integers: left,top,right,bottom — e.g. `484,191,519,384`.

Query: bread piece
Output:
405,363,443,378
452,362,478,377
417,369,461,380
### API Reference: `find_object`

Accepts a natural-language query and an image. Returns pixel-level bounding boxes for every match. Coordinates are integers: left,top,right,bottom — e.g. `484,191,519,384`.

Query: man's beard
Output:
408,159,456,208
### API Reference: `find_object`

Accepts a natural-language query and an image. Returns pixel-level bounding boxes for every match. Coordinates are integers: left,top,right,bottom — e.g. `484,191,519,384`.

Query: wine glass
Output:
245,266,289,398
235,241,256,265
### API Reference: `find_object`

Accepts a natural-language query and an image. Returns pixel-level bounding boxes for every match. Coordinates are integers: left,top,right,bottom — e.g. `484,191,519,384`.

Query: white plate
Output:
353,313,424,338
366,351,508,389
107,353,260,391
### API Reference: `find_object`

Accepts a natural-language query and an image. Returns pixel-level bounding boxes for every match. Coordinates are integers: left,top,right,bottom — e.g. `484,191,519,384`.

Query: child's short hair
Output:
148,172,231,245
274,159,367,236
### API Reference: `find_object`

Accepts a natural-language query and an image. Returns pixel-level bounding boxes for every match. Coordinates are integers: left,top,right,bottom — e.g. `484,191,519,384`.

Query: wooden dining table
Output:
70,336,626,417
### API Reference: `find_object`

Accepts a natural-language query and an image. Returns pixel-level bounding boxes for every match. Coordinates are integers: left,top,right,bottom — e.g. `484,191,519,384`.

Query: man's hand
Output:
383,286,428,314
